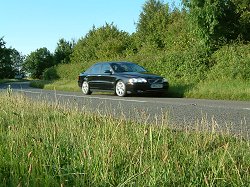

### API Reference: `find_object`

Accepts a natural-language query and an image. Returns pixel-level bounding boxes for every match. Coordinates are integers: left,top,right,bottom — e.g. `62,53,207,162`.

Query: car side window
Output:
101,64,111,74
89,64,101,74
85,66,93,73
111,63,126,72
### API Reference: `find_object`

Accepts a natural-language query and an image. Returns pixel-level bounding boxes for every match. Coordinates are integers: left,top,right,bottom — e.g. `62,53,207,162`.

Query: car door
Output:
87,64,102,89
98,63,116,90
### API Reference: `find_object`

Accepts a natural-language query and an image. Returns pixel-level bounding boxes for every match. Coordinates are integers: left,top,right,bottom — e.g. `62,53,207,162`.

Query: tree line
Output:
0,37,24,79
1,0,249,80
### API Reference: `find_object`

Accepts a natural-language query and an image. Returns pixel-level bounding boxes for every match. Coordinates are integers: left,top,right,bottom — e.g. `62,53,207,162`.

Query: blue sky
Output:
1,0,181,55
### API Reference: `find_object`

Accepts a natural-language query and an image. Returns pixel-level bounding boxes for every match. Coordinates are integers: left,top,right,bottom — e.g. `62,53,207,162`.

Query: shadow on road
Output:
126,83,195,98
166,83,194,98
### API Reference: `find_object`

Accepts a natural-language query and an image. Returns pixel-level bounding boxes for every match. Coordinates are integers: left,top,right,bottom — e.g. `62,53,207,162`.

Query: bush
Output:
207,43,250,80
30,80,50,88
70,23,130,64
52,44,210,85
127,46,209,84
55,63,88,81
43,66,59,80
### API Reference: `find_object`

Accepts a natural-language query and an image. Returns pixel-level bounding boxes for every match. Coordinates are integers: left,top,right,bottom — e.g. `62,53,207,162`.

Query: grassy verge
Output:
30,79,80,92
0,93,249,186
30,79,250,101
187,79,250,101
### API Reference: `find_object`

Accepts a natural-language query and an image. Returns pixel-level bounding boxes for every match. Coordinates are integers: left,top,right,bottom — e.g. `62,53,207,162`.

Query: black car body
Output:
78,62,169,97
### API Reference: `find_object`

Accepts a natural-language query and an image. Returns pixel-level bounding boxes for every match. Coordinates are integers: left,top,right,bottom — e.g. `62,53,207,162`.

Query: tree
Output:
54,38,75,65
0,37,18,79
136,0,170,48
232,0,250,41
10,48,25,77
71,23,130,64
183,0,247,49
23,48,53,78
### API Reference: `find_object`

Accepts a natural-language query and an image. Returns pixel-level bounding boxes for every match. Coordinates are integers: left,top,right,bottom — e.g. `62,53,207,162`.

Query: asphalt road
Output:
1,82,250,138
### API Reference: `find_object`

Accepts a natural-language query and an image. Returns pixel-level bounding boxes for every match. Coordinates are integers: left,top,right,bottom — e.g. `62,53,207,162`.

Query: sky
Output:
1,0,181,55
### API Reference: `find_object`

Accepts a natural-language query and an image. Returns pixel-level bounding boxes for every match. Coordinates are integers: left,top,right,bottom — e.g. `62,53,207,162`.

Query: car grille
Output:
147,79,163,84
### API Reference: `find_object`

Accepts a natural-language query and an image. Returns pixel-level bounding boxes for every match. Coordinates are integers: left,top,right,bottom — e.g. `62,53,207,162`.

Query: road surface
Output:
1,82,249,138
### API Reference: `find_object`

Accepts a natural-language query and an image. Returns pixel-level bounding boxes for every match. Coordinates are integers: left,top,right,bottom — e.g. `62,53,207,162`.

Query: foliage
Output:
0,38,13,79
207,43,250,80
0,38,23,79
29,80,48,88
10,48,25,77
136,0,170,49
23,47,53,79
184,0,249,50
163,9,193,51
232,0,250,41
125,44,208,84
54,38,75,65
70,23,131,64
55,62,86,80
43,66,59,80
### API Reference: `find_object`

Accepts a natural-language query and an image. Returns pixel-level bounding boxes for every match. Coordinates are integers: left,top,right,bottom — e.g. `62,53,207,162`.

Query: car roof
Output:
95,61,133,65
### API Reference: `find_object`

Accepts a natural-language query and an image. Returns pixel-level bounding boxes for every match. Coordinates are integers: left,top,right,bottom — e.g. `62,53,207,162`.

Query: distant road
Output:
1,82,250,138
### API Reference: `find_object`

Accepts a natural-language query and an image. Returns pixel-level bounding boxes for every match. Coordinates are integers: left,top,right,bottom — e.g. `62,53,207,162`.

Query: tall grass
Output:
30,79,79,92
187,79,250,101
0,93,249,186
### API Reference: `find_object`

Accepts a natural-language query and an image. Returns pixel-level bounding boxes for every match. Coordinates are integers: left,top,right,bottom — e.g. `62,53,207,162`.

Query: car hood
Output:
117,72,163,79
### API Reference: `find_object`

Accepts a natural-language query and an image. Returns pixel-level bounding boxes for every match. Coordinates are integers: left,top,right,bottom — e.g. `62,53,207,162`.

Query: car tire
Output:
115,80,127,97
81,81,91,95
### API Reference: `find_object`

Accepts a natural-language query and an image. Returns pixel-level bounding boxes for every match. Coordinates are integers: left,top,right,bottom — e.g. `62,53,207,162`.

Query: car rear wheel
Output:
115,80,127,97
81,81,91,95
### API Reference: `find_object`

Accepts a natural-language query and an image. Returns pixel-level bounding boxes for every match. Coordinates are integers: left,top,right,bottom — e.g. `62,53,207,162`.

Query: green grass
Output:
0,92,250,186
30,79,79,92
187,79,250,101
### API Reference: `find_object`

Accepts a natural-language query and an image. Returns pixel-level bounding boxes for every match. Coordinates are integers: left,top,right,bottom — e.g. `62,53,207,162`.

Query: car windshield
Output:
111,63,147,73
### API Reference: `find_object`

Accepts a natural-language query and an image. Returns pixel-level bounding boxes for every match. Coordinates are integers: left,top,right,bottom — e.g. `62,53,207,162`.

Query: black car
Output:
78,62,169,97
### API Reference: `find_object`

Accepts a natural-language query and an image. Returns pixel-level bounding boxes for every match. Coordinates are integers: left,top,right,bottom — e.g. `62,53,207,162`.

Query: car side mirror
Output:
104,70,112,74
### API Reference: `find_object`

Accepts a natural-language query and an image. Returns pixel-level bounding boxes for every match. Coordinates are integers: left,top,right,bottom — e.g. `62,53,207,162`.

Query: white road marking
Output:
16,90,148,103
16,90,42,94
15,90,250,107
56,93,148,103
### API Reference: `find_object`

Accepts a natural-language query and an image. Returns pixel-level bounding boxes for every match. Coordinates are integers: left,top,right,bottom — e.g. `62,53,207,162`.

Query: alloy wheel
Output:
81,81,90,95
116,81,126,97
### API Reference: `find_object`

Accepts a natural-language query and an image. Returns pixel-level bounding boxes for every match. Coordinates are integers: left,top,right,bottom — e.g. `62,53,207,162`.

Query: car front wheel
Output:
81,81,91,95
115,80,127,97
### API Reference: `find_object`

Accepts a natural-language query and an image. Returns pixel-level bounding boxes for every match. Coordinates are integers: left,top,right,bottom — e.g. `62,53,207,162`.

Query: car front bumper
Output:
126,82,169,95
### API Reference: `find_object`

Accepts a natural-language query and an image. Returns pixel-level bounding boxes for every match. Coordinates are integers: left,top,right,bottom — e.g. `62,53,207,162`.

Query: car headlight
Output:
163,78,168,82
129,78,147,83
